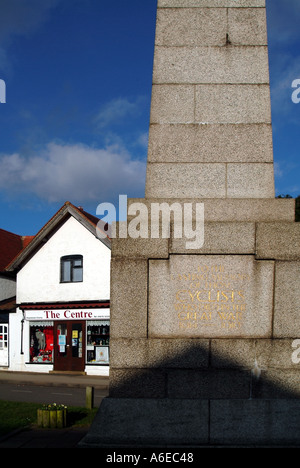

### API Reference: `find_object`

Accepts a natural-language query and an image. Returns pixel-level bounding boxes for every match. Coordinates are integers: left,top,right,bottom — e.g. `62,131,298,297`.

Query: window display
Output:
86,320,110,364
30,323,54,363
28,319,110,366
72,323,83,358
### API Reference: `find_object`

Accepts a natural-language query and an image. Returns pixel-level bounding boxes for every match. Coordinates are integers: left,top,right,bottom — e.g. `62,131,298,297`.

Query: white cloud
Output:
274,162,283,178
136,132,149,149
0,142,146,203
95,96,147,129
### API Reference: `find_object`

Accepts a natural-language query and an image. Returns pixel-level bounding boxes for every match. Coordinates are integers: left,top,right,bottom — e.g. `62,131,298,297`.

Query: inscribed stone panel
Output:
149,255,274,338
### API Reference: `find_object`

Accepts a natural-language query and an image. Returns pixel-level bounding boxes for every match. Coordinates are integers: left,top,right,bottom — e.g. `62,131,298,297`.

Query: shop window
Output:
0,325,8,350
57,323,67,358
60,255,83,283
30,323,54,363
72,323,83,358
86,321,110,365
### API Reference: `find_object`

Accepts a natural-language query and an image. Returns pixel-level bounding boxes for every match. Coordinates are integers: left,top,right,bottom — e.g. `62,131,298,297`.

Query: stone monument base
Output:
80,198,300,449
79,397,300,447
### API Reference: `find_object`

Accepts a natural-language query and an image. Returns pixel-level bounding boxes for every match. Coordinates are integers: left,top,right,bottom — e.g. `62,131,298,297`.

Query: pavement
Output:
0,426,90,448
0,370,109,448
0,369,109,389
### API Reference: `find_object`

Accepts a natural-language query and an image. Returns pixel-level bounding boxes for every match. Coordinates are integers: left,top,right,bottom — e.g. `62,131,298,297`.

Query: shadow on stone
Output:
80,340,300,448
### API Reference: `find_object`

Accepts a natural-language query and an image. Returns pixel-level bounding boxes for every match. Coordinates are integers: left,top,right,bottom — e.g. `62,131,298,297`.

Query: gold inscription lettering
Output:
175,263,248,332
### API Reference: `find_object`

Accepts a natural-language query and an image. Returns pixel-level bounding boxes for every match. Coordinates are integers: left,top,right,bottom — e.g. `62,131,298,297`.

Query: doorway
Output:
54,321,85,372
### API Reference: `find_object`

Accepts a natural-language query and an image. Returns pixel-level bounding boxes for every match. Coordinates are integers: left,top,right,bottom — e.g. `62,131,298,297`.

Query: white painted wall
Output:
17,217,110,303
9,216,111,375
8,310,26,371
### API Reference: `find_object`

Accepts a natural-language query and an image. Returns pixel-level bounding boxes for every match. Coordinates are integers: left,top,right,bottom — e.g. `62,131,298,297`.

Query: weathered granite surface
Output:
81,0,300,448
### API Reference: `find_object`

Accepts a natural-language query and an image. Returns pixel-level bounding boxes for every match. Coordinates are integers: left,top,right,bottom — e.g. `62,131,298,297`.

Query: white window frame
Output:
0,324,8,350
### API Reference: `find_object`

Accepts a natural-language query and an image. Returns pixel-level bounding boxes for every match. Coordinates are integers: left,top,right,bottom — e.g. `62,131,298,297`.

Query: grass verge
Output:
0,400,98,437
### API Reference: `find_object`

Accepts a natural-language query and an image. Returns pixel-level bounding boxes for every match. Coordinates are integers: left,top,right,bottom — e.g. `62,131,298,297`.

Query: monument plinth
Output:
81,0,300,447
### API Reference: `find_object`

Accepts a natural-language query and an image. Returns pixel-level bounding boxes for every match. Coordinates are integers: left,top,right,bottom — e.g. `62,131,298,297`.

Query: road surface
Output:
0,382,108,407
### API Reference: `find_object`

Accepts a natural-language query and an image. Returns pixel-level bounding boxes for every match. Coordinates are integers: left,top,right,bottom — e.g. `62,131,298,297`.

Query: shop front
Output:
24,306,110,374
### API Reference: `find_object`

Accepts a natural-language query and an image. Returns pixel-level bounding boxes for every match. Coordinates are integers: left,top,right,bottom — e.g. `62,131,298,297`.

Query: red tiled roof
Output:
0,228,35,271
0,229,23,271
22,235,35,249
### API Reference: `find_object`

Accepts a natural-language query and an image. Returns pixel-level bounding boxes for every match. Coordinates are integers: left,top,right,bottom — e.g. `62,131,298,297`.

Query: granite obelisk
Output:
81,0,300,447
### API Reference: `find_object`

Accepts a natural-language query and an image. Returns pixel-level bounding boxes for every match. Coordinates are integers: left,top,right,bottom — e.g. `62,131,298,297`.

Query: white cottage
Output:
6,202,111,376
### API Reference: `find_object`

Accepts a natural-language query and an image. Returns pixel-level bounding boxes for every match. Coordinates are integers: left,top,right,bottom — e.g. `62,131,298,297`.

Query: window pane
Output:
73,258,82,267
86,321,110,364
61,260,71,282
57,324,67,358
72,324,82,358
73,266,83,282
30,324,54,363
0,325,8,349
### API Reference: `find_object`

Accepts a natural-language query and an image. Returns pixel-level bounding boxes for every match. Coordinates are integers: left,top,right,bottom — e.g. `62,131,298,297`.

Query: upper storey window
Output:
60,255,83,283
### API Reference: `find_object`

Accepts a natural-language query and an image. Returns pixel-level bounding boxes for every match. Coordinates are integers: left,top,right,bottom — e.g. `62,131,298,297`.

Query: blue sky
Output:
0,0,299,235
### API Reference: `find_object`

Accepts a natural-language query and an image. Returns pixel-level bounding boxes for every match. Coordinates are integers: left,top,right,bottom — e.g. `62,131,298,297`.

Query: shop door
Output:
54,321,85,372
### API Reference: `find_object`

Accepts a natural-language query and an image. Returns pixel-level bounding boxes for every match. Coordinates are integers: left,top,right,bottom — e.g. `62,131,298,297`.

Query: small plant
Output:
40,403,68,411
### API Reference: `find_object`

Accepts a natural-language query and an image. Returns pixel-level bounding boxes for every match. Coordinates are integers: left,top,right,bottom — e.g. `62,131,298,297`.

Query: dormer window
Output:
60,255,83,283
